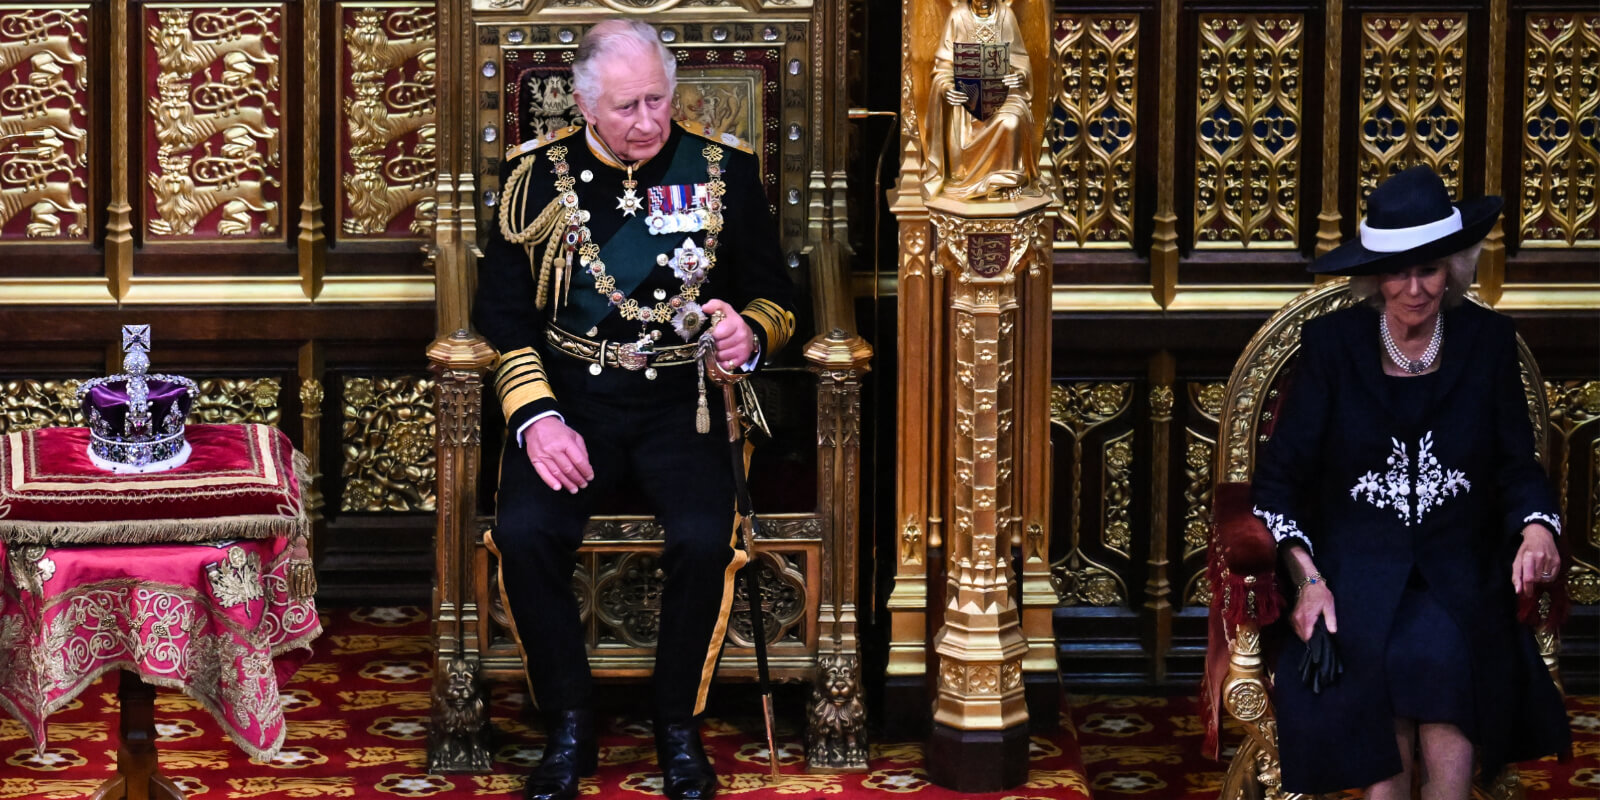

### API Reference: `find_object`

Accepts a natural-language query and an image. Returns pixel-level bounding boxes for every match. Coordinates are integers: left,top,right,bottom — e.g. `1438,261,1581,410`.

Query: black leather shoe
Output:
655,719,718,800
524,709,598,800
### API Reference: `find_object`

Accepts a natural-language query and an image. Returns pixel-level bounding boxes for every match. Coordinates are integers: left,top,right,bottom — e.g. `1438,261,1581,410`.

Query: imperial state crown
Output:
75,325,198,473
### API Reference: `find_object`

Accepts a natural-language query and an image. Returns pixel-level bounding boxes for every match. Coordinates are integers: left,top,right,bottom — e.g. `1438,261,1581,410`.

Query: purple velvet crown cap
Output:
74,325,198,472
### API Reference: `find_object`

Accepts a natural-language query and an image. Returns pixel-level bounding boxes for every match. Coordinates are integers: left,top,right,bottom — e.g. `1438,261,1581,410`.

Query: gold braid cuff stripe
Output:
495,347,554,419
742,298,795,353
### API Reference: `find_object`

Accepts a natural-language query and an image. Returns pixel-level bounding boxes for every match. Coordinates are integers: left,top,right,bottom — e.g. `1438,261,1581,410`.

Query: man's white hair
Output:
572,19,677,112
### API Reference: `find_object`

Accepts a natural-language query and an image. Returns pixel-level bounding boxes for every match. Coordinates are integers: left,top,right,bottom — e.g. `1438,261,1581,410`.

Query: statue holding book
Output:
923,0,1038,201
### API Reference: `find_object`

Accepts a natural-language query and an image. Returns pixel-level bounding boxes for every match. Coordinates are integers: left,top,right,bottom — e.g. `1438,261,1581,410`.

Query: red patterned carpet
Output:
1,606,1592,799
0,607,1088,799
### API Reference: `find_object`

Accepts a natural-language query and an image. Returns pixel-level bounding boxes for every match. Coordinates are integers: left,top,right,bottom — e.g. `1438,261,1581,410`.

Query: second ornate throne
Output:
1201,279,1566,800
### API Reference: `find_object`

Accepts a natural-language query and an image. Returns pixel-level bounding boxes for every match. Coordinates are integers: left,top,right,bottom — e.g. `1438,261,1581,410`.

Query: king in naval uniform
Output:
472,17,796,800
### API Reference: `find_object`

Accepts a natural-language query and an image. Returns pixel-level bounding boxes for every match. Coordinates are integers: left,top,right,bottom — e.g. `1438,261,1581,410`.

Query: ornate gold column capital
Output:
426,329,497,373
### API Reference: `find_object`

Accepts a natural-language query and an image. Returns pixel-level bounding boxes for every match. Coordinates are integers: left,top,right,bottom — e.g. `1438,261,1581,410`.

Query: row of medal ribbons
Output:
647,183,710,234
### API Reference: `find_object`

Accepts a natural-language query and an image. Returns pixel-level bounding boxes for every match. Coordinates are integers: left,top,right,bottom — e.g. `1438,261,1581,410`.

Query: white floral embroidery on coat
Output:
1350,437,1413,524
1523,511,1562,536
1349,431,1469,526
1252,505,1314,554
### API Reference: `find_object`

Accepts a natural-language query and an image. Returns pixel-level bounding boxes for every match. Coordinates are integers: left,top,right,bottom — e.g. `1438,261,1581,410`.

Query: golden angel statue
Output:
923,0,1039,201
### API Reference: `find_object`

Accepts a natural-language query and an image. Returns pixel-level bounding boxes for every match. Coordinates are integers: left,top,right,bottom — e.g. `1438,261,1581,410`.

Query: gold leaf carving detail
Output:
0,379,83,433
1194,15,1303,249
1050,382,1131,431
147,7,282,238
190,378,281,425
341,6,437,238
1520,14,1600,246
1050,15,1138,247
1183,432,1216,558
1190,382,1227,422
0,8,90,240
1102,434,1133,556
341,376,437,512
1356,15,1467,215
1050,558,1124,606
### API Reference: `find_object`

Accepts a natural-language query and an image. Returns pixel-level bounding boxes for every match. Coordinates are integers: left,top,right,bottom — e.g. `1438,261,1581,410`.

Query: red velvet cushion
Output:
0,423,307,545
1213,482,1276,575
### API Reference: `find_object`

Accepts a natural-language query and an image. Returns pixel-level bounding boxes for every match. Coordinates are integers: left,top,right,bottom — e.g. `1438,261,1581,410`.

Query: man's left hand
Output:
701,299,754,369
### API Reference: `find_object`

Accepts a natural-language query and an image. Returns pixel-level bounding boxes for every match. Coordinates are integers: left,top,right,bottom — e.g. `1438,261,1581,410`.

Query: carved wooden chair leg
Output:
89,670,185,800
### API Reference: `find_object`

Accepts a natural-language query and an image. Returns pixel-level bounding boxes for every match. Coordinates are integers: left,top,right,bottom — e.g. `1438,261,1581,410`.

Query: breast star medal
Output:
616,163,643,217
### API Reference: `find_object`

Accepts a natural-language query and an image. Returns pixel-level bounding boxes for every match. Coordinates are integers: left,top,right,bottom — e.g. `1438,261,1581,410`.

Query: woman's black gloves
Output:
1299,618,1343,694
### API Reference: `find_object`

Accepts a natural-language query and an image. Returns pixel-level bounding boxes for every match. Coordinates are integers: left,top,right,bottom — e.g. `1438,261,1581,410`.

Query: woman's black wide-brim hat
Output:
1310,165,1502,276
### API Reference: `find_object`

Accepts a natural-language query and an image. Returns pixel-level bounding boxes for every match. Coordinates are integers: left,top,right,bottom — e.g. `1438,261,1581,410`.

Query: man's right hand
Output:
945,87,968,106
524,416,593,493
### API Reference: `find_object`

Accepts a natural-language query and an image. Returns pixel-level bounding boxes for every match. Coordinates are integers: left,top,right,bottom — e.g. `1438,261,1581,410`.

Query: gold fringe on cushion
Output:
0,444,318,602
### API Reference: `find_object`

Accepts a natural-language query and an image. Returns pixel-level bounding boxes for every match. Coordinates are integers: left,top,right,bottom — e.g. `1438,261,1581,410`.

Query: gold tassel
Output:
289,560,318,602
695,345,711,434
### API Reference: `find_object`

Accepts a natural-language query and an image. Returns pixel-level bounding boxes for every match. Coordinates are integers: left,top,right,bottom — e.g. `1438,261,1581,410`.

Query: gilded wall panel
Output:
143,4,283,240
341,375,437,512
189,378,281,425
339,3,438,238
1101,432,1132,556
1182,430,1215,559
1049,14,1137,248
1357,14,1466,213
2,376,282,433
0,5,89,241
1520,13,1600,247
1194,15,1302,249
0,379,82,433
1049,382,1131,606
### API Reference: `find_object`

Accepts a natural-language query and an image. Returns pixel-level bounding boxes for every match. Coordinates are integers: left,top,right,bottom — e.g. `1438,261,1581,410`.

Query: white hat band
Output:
1358,208,1463,253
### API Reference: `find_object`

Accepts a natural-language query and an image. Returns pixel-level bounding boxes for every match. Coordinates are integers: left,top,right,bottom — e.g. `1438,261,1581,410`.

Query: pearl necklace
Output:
1380,311,1443,375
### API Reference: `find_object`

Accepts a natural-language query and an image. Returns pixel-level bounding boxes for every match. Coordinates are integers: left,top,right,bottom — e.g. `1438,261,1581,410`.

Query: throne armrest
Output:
1210,482,1283,628
1201,481,1284,762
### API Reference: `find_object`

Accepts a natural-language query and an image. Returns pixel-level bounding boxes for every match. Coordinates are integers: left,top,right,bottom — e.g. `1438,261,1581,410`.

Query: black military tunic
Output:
474,120,796,722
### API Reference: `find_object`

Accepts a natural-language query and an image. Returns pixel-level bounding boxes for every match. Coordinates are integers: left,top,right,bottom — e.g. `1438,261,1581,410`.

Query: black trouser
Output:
491,357,742,724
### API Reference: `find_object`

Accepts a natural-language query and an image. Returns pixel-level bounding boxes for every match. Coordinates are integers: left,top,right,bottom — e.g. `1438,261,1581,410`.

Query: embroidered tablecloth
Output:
0,423,321,761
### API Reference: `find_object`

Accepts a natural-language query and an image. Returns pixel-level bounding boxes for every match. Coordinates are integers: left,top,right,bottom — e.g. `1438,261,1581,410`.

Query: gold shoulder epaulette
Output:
677,120,753,155
504,124,582,160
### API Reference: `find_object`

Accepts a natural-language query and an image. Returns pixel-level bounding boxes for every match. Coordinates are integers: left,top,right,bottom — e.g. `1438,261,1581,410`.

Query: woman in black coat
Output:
1251,166,1571,798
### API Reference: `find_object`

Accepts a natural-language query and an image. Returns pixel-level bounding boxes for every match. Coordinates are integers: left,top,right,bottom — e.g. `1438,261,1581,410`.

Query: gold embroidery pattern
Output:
1,544,321,761
207,546,264,608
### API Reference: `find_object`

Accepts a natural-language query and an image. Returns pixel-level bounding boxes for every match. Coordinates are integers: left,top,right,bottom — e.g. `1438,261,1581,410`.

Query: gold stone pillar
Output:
924,194,1051,792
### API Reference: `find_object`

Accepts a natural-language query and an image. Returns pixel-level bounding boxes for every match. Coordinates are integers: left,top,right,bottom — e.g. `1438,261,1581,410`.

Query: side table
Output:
0,423,321,796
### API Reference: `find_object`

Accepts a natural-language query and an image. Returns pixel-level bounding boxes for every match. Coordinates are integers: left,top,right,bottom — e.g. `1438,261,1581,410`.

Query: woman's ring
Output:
1541,571,1553,578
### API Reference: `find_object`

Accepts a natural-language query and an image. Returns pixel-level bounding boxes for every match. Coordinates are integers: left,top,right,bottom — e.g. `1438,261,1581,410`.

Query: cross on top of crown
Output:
122,324,151,376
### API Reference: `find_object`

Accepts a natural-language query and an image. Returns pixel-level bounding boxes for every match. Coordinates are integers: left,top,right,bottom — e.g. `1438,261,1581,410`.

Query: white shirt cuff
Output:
515,410,564,447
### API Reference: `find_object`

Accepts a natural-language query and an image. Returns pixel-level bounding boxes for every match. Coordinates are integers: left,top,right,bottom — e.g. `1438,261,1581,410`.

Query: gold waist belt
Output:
545,325,700,374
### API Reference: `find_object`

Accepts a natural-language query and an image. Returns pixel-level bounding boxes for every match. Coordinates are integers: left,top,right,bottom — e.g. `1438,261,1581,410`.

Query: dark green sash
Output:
559,136,710,333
